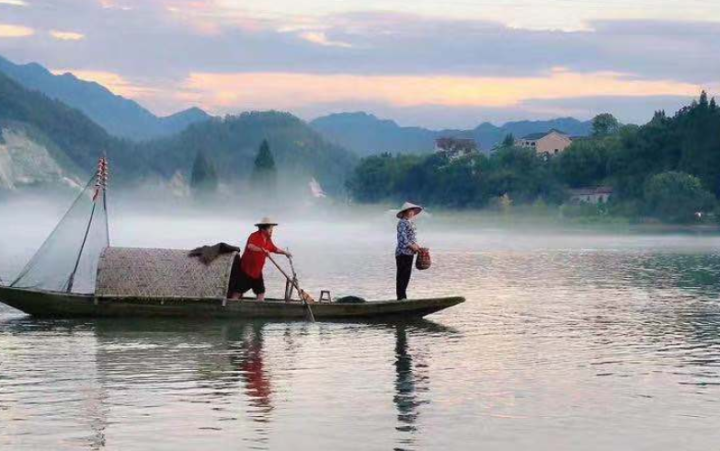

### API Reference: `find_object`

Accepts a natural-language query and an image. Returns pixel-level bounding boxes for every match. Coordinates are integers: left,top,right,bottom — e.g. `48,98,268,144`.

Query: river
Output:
1,203,719,450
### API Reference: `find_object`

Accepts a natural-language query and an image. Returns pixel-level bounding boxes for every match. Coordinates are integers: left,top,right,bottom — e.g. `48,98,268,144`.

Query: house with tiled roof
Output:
568,186,613,204
515,129,572,155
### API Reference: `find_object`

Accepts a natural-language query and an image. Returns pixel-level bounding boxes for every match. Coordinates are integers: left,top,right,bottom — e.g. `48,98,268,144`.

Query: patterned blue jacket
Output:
396,219,417,256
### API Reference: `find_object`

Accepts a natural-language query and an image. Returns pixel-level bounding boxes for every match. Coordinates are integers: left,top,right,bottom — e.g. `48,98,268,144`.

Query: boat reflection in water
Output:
0,315,459,450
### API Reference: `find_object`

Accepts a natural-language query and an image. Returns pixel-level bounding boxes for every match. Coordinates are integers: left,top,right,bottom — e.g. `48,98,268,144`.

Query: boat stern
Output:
0,286,95,317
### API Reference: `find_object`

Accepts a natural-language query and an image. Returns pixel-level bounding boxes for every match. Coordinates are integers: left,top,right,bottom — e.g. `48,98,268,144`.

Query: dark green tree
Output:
485,146,563,204
676,91,720,196
592,113,620,137
190,150,218,194
554,139,611,188
251,139,277,190
501,133,515,148
643,171,715,223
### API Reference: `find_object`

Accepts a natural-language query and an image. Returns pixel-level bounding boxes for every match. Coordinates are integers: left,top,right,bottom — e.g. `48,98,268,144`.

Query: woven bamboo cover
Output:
96,247,237,299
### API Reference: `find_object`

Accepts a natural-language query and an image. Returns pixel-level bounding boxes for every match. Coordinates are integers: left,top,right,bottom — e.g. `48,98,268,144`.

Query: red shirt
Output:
240,230,278,279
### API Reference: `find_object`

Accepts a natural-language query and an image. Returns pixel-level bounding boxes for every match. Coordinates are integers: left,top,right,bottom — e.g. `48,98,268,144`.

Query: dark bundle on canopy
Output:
188,242,240,265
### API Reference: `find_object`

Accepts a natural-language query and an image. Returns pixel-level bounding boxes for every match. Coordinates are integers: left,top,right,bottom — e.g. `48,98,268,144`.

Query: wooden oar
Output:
266,253,315,322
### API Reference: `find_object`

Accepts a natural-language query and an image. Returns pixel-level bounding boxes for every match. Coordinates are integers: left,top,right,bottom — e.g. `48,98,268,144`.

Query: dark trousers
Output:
396,254,414,300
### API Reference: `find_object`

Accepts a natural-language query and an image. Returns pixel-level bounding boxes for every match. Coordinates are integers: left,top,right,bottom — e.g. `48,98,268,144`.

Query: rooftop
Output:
569,186,614,196
520,129,568,140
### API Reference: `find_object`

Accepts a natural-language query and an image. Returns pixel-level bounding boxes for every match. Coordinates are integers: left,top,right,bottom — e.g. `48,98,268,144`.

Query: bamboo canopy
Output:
96,247,237,300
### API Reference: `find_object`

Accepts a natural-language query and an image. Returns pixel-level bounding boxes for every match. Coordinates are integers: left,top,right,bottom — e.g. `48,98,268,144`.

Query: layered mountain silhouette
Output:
311,112,593,156
0,55,210,140
0,53,597,194
0,70,131,173
0,70,354,193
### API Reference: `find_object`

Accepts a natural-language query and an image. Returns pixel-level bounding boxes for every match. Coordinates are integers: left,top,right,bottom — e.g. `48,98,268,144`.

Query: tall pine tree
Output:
190,150,218,195
251,139,277,191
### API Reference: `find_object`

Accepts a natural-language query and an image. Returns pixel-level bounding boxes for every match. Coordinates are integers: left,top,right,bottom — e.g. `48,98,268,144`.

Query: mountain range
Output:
0,56,593,156
0,69,354,193
0,53,596,194
0,56,211,141
310,112,593,156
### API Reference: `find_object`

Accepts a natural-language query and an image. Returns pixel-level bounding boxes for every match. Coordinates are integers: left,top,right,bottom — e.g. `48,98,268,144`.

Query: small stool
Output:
319,290,332,303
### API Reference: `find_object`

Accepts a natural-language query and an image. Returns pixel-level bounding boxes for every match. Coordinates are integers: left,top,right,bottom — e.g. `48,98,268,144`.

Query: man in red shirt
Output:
229,217,292,301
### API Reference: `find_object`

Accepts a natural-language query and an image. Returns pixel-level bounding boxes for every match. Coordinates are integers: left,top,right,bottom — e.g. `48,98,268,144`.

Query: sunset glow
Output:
180,70,700,112
0,0,718,125
0,24,33,38
49,30,85,41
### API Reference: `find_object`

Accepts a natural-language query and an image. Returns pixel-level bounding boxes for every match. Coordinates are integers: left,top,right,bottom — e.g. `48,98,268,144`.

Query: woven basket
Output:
415,248,432,270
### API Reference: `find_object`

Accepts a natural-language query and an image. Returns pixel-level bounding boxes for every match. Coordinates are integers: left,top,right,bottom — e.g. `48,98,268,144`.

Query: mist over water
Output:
2,194,720,450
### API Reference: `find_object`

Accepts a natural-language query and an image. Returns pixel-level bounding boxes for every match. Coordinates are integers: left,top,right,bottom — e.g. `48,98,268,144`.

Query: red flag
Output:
93,157,109,201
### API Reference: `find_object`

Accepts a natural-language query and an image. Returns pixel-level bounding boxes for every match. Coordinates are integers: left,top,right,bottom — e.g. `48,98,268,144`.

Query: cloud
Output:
0,2,717,127
50,30,85,41
299,31,352,48
0,24,33,38
0,0,27,6
1,4,718,83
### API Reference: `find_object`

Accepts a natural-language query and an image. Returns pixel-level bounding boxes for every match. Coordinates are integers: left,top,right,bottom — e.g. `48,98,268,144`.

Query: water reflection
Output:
236,323,273,419
388,320,459,451
394,323,423,450
226,322,274,449
0,317,110,450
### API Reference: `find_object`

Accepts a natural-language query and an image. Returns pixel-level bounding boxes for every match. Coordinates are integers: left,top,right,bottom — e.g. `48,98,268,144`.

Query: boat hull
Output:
0,286,464,320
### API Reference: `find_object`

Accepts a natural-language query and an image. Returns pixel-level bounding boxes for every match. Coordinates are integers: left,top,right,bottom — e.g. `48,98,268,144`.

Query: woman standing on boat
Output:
396,202,424,300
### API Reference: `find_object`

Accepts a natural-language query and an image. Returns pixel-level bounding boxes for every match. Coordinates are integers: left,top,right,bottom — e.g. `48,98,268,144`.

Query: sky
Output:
0,0,718,128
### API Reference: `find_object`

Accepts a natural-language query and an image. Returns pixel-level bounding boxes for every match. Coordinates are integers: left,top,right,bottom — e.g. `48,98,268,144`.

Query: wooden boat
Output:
0,247,464,319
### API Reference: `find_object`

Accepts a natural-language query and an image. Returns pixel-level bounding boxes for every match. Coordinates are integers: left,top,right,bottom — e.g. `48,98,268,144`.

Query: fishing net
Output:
11,158,109,294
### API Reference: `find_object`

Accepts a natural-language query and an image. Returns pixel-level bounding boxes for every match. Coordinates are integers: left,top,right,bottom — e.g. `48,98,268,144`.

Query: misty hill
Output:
0,70,355,194
310,112,437,157
0,55,211,141
0,70,135,179
0,121,86,191
140,111,357,194
310,112,592,155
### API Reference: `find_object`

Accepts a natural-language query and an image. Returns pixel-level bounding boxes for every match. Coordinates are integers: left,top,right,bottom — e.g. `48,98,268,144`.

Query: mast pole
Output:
102,151,110,246
66,201,97,293
103,188,110,246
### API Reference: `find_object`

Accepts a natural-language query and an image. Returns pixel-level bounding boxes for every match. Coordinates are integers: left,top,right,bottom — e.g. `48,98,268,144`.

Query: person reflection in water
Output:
224,322,274,449
236,323,273,420
395,202,424,300
394,323,429,450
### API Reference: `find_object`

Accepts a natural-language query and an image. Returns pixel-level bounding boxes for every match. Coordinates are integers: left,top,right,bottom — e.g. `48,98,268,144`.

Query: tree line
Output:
347,93,720,223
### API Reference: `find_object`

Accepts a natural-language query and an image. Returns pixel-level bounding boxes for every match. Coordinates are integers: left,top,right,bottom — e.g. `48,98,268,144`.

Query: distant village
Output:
434,131,612,206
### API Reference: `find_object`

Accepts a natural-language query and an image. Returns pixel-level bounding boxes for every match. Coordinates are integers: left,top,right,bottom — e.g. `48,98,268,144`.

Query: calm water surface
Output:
1,209,720,450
